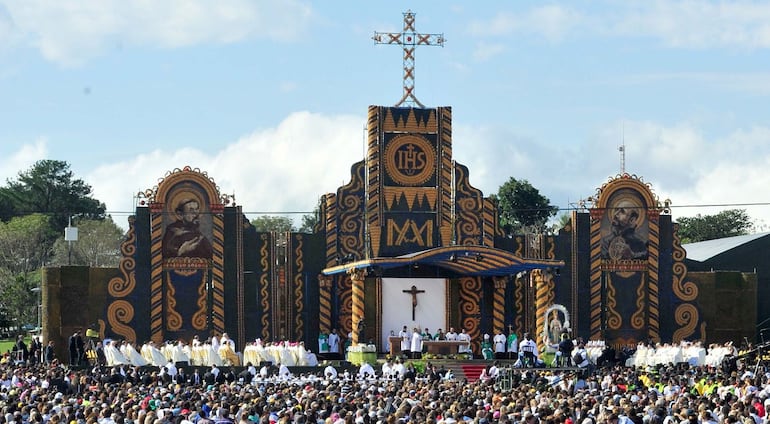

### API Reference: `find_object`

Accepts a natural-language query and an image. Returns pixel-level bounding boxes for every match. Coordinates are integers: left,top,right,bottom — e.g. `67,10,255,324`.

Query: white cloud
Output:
279,81,299,93
612,0,770,49
452,119,770,228
87,111,365,230
660,126,770,226
467,1,770,50
604,72,770,96
0,138,48,183
472,42,506,62
9,113,770,236
468,6,583,41
0,4,18,51
1,0,314,66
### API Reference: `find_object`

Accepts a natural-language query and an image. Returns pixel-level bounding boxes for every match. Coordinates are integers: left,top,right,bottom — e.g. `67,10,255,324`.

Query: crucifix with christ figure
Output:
403,284,425,321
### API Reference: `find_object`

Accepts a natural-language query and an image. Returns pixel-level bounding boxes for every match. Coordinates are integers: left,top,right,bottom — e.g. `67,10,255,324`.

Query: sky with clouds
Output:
1,0,769,231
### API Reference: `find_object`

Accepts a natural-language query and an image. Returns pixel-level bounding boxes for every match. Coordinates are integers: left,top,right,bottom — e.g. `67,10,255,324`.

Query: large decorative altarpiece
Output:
47,110,709,357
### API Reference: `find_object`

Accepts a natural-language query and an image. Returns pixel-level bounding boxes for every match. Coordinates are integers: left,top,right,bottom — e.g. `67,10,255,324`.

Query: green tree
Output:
0,160,106,232
553,212,572,232
0,215,49,329
677,209,753,243
50,217,125,267
494,177,558,236
299,204,321,233
250,215,296,232
0,214,52,276
0,272,39,330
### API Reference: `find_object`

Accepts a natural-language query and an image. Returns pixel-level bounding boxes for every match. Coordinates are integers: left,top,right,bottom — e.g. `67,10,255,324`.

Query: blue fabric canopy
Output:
322,245,564,277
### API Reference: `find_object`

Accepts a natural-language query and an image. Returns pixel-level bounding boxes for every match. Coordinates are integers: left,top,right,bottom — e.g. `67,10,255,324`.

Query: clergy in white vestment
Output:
399,326,411,355
189,336,204,365
494,332,507,359
254,340,270,363
445,327,458,341
217,333,240,366
294,342,317,366
218,343,240,366
358,362,376,379
220,333,236,351
328,329,341,358
161,341,175,362
278,362,292,380
104,340,128,366
410,328,422,358
324,363,338,379
165,359,178,381
121,342,149,366
206,343,223,366
303,348,318,366
279,342,295,366
173,341,191,365
259,363,269,379
243,342,260,367
143,341,169,367
457,329,471,354
246,362,257,378
393,359,406,379
381,360,394,379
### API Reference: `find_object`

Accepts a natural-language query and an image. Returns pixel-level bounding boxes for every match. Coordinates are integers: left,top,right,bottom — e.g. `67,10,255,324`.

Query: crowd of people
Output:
2,331,766,424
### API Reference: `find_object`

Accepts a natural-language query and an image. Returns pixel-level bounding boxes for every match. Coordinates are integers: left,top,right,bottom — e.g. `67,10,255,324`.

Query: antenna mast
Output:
619,122,626,173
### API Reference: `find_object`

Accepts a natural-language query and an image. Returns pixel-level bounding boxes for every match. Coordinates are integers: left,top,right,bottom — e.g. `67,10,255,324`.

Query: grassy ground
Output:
0,339,15,354
0,336,32,354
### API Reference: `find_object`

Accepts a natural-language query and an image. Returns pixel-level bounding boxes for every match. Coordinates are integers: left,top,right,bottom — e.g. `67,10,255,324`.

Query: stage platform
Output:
69,356,581,383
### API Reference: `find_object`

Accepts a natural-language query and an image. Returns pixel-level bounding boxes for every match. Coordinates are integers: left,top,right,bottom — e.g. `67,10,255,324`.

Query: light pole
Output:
64,216,78,265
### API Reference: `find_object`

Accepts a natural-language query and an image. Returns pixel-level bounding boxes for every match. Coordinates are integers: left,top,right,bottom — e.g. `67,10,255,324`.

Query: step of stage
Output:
459,363,487,382
431,361,490,382
422,360,580,382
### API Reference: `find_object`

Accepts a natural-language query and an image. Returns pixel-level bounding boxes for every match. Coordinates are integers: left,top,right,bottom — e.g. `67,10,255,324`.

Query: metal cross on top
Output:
373,10,444,108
